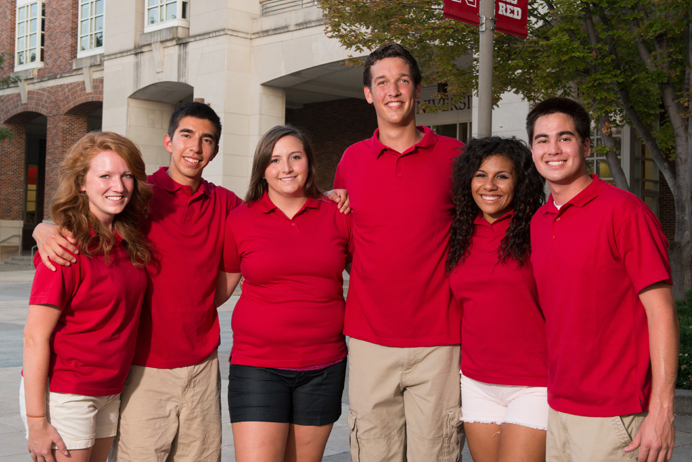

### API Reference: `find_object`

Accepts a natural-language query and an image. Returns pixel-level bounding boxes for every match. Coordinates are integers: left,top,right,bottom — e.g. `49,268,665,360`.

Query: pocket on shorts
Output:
348,410,360,462
444,406,464,462
609,415,638,460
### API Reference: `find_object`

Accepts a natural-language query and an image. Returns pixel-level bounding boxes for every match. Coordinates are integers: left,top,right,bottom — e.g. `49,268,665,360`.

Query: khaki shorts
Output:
19,377,120,450
547,408,647,461
112,351,222,462
347,338,464,462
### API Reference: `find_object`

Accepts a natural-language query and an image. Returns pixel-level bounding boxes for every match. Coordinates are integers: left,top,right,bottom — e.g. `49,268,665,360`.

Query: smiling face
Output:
471,155,517,223
531,112,591,190
364,57,422,130
81,150,134,229
164,116,219,190
264,135,309,202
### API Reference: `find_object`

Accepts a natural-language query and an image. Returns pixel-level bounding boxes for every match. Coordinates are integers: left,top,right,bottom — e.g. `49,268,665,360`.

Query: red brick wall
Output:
41,0,78,78
0,123,26,220
286,98,377,191
0,0,16,79
0,78,103,222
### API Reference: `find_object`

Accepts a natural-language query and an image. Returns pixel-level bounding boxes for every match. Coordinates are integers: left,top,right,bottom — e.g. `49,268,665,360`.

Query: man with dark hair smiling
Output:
334,44,465,461
527,97,678,462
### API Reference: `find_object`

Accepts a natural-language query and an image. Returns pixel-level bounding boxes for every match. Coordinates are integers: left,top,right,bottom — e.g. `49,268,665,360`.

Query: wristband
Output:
25,414,46,418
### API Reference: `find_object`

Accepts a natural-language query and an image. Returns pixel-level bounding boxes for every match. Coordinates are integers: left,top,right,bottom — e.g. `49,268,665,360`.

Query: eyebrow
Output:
533,130,576,141
373,73,412,81
178,128,216,140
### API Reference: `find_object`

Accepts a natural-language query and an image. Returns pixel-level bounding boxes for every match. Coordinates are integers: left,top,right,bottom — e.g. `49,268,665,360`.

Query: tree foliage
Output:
322,0,692,295
0,52,19,142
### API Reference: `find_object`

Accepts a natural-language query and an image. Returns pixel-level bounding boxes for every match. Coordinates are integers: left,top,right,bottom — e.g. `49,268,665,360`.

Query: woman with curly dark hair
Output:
447,136,548,462
21,132,151,462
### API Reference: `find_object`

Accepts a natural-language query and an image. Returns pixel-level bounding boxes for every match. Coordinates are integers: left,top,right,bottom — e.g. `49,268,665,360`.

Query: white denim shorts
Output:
19,377,120,450
460,372,549,430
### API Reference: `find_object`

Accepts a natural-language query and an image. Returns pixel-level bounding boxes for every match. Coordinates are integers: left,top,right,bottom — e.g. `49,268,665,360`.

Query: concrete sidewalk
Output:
1,270,690,461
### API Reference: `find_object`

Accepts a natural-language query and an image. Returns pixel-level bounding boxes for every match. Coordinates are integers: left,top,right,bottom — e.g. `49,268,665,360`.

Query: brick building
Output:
0,0,674,260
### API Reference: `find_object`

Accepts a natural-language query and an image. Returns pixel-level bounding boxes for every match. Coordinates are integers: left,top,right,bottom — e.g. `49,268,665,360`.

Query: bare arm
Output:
32,223,78,272
624,282,679,462
324,189,351,214
23,304,69,461
215,271,242,308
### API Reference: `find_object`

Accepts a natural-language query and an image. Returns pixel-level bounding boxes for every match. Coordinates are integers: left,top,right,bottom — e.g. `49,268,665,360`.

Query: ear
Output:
210,144,219,162
163,134,173,154
415,83,422,99
364,85,373,105
582,137,591,159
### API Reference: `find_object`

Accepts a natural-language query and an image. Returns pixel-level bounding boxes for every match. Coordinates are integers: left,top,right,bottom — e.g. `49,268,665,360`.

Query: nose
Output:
191,137,203,153
280,158,292,173
111,176,125,191
483,177,498,190
388,81,401,97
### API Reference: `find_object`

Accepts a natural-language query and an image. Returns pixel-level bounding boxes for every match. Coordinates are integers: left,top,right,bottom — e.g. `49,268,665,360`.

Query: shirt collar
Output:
473,209,514,227
368,126,437,158
255,191,322,214
151,167,211,196
544,175,605,214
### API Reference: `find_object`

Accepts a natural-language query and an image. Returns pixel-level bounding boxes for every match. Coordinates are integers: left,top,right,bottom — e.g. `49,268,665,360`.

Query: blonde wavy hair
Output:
50,132,153,267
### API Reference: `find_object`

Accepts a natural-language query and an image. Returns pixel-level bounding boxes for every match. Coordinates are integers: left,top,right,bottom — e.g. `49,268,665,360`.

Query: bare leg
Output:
232,422,290,462
88,437,114,462
464,422,502,462
284,423,334,462
54,448,91,462
497,423,546,462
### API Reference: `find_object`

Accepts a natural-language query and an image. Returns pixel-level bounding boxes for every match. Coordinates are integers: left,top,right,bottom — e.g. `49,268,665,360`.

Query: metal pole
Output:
477,0,495,137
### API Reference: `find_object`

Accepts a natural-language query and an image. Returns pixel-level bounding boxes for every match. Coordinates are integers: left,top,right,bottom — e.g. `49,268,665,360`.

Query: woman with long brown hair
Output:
215,125,352,462
20,132,151,462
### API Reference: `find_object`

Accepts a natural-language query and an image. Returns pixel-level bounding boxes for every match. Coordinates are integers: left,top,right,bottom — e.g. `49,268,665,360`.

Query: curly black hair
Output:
446,136,545,272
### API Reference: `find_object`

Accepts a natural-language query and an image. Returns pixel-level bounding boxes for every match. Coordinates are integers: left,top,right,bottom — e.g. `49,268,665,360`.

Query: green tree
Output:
321,0,692,297
0,52,20,141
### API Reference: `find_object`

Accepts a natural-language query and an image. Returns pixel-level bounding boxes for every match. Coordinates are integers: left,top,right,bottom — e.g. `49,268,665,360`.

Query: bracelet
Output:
25,414,46,418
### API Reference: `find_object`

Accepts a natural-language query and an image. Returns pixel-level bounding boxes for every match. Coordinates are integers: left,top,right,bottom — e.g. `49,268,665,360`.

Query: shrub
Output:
677,289,692,390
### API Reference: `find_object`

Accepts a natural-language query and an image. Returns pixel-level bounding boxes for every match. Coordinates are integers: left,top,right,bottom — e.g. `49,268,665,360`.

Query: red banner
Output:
443,0,528,39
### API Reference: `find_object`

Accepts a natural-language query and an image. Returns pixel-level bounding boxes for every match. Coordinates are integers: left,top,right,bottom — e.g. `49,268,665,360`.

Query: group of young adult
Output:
22,42,677,462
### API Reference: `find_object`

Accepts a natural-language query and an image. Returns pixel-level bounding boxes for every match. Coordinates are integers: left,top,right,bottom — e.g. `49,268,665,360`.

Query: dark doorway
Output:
23,116,47,251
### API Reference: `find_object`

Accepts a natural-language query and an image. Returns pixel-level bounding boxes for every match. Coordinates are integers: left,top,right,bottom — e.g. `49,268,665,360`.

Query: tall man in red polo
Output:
34,103,243,461
334,44,464,461
527,97,679,462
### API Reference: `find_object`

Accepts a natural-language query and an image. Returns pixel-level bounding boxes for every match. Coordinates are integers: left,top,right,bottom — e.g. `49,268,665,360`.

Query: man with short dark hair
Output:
527,97,678,462
334,44,464,461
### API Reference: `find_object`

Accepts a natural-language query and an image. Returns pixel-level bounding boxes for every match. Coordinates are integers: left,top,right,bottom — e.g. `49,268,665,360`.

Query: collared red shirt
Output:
334,127,463,347
222,192,352,368
531,175,672,417
133,167,243,368
30,234,147,396
450,211,548,386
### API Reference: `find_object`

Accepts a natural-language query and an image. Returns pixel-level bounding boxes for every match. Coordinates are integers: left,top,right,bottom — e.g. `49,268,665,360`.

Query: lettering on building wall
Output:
417,95,473,114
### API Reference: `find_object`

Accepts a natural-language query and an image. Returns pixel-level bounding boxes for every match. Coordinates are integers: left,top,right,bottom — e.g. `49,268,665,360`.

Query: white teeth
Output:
547,161,566,166
184,157,200,164
481,195,501,201
106,196,123,201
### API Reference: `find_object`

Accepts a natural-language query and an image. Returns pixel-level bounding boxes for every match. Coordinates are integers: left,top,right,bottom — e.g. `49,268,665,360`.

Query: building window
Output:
430,122,472,144
145,0,189,32
15,0,45,70
78,0,104,57
589,127,622,185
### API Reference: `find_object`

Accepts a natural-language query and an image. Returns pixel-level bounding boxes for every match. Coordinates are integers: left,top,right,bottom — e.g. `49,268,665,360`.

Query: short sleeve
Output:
617,204,672,293
221,215,241,273
29,252,80,309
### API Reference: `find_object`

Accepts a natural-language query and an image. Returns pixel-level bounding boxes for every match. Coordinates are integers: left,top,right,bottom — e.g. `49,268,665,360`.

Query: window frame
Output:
143,0,189,33
14,0,45,72
77,0,105,58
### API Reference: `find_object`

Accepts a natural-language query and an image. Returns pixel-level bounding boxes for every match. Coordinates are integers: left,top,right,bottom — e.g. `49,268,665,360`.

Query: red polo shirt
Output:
222,193,351,368
334,127,462,347
449,212,548,386
531,176,672,417
29,236,147,396
133,167,243,368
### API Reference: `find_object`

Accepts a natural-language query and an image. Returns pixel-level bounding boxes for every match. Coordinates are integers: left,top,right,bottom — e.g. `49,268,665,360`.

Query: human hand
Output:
324,189,351,214
623,405,675,462
32,223,78,272
27,418,69,462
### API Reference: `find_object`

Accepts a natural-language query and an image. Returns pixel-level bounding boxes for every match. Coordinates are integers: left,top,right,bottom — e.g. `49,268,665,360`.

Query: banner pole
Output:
477,0,495,137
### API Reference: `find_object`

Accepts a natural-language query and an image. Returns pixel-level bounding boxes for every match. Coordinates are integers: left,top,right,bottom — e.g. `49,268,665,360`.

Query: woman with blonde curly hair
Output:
20,132,152,462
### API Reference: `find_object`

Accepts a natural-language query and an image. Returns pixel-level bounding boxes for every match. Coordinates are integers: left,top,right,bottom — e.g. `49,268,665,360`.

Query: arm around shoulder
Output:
32,222,79,271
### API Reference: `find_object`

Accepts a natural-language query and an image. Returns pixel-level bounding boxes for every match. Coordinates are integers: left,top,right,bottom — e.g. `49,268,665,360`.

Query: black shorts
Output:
227,359,346,426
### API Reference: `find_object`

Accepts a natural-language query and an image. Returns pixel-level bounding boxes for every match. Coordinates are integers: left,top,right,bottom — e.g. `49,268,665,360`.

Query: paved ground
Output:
0,269,690,461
